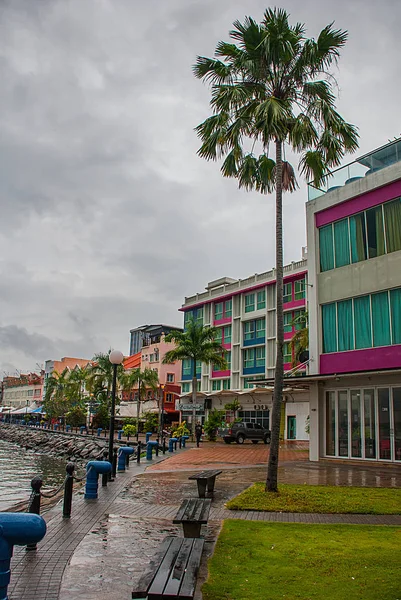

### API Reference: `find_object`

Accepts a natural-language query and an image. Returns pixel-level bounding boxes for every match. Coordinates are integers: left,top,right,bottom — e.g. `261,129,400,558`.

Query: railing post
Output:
126,444,131,468
102,450,109,486
63,462,75,518
136,441,141,464
26,476,42,551
162,437,166,454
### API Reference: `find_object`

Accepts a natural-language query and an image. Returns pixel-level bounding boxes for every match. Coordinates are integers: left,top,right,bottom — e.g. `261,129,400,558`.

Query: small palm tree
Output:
194,9,358,491
88,351,125,399
120,367,159,436
43,368,71,420
163,320,227,436
290,311,309,368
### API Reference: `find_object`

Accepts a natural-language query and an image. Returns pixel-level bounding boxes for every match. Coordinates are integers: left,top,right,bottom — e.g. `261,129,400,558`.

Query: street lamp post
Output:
136,379,141,442
158,384,165,441
108,350,124,474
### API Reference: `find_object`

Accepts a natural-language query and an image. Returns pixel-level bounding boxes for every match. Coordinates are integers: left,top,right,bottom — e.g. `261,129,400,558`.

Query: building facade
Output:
180,259,310,439
43,357,91,402
2,373,43,411
129,324,179,356
307,139,401,463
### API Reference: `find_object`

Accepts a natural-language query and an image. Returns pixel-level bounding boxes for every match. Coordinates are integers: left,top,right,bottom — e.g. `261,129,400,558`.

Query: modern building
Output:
129,324,179,356
179,257,309,438
306,138,401,463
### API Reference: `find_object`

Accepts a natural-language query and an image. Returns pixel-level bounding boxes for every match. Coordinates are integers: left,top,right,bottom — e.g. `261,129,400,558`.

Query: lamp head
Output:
109,350,124,365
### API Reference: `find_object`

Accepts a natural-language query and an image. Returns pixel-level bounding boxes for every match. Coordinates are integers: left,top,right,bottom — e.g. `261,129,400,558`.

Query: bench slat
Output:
188,470,222,481
162,538,194,597
132,537,174,599
147,537,182,599
198,499,211,522
178,539,204,600
174,499,190,523
173,499,211,525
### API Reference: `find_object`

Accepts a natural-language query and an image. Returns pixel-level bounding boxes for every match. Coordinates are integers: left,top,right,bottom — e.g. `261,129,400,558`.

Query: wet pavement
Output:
8,442,401,600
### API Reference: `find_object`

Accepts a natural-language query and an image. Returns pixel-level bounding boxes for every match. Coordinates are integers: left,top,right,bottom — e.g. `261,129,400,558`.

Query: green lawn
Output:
202,521,401,600
226,482,401,514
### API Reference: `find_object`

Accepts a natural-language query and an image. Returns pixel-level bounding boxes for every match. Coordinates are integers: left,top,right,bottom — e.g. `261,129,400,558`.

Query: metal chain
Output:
73,465,92,482
40,474,68,498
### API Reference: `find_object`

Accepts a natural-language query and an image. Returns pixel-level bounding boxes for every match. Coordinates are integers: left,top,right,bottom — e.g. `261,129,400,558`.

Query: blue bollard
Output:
118,430,123,440
66,425,71,432
80,426,86,434
97,428,102,437
117,447,134,472
84,461,112,500
0,513,46,600
181,435,190,448
146,441,158,460
145,432,152,443
169,437,178,452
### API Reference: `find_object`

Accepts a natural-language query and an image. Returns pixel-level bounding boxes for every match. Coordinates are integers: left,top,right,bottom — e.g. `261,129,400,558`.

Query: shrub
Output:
172,421,190,438
123,424,137,438
204,409,225,441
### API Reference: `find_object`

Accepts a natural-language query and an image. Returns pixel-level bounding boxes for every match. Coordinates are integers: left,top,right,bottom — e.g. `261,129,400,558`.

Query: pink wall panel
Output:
320,345,401,374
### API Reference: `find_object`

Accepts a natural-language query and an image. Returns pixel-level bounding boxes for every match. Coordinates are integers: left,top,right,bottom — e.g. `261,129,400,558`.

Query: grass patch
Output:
202,521,401,600
226,482,401,514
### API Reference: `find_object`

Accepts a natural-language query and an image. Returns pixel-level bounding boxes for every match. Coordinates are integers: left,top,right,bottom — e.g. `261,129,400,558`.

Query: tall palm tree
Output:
87,351,125,399
163,320,227,436
194,8,358,491
120,367,159,437
43,367,71,419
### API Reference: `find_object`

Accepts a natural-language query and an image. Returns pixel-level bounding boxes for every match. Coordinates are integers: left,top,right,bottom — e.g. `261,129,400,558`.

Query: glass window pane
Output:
322,303,337,353
283,283,292,303
334,219,350,268
384,198,401,254
393,388,401,461
224,325,232,344
284,312,292,333
214,302,223,320
215,328,223,344
378,388,391,459
225,299,232,317
351,390,362,458
337,299,354,351
283,342,291,363
295,279,306,300
354,295,372,349
390,288,401,345
366,206,385,259
350,213,367,263
320,225,335,271
257,290,266,310
244,321,255,340
256,318,265,337
294,310,306,331
364,389,376,459
338,391,349,457
245,293,255,313
325,391,336,456
371,292,391,347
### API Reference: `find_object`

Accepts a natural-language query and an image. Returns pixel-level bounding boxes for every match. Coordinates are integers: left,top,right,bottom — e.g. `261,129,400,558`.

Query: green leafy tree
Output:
194,9,358,491
122,423,137,438
43,368,72,420
224,398,242,421
171,421,190,438
163,320,227,435
204,408,225,441
65,406,87,427
143,412,158,433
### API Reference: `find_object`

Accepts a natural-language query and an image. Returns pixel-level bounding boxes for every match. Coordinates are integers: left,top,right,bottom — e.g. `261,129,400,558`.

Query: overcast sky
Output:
0,0,400,375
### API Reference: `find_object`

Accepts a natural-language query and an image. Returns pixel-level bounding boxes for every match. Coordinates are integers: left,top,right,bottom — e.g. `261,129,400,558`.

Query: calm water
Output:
0,439,67,511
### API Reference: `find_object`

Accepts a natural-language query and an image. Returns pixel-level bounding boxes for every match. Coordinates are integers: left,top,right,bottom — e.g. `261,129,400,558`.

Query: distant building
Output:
129,324,179,355
43,356,91,401
2,372,43,411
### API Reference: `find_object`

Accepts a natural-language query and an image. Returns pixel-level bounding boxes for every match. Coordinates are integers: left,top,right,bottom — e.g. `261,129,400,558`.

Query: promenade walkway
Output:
8,443,401,600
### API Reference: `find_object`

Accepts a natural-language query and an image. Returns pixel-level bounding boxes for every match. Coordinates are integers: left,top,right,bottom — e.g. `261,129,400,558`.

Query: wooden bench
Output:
188,470,222,498
173,498,211,538
132,536,204,600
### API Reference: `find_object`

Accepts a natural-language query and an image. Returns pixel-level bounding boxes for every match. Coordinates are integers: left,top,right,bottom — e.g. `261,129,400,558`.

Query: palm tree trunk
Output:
266,139,284,492
191,359,197,439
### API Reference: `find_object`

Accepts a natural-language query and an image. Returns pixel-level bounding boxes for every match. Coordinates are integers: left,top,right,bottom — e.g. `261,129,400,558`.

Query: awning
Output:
10,405,41,414
31,406,45,414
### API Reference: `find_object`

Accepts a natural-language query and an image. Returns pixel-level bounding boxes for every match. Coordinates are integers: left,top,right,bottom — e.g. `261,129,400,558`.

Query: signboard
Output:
177,403,205,411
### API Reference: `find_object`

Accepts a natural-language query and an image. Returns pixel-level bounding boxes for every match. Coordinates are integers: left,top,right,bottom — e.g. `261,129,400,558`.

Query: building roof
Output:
129,324,182,334
123,352,141,370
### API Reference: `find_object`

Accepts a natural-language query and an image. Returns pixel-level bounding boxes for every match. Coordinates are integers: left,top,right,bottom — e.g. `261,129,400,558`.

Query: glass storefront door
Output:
324,387,398,461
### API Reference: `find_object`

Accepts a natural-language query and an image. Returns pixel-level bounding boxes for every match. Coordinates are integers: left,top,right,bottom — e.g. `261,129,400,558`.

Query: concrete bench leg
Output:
197,480,207,498
207,476,216,493
182,522,202,538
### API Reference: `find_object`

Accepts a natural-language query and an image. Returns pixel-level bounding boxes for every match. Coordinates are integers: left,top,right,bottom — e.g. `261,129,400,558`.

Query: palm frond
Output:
193,57,232,84
299,150,327,188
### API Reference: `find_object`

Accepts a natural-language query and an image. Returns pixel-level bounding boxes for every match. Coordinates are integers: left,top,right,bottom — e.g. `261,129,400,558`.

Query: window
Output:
212,380,221,391
255,346,265,367
256,318,265,338
196,307,204,325
283,342,292,364
183,359,191,376
244,349,254,368
166,393,173,403
197,381,201,391
214,328,223,344
225,351,231,370
223,379,230,390
293,310,306,331
184,311,192,326
196,360,202,374
214,302,223,320
28,390,33,396
320,197,401,272
322,287,401,353
245,293,255,313
244,321,255,340
225,299,232,318
182,383,190,393
294,279,306,300
166,373,174,383
149,354,154,362
284,312,292,333
257,290,266,310
244,377,264,389
283,283,292,303
224,325,232,344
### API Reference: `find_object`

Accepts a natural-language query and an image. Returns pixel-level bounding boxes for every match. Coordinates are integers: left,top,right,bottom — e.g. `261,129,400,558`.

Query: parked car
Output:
218,422,271,444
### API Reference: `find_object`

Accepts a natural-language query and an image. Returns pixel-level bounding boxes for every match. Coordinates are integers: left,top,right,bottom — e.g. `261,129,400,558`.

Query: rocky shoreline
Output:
0,423,111,464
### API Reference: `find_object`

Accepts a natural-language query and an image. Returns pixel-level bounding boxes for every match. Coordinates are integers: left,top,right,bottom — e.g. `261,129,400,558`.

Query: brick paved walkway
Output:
7,444,401,600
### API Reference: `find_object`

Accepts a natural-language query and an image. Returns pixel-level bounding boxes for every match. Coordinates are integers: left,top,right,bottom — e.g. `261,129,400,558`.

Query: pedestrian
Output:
195,422,202,448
